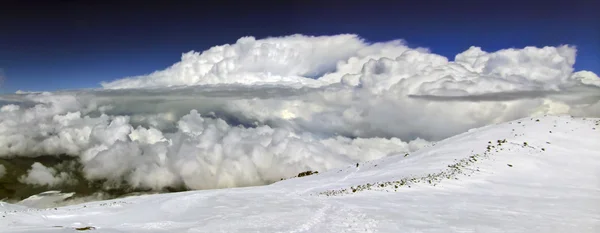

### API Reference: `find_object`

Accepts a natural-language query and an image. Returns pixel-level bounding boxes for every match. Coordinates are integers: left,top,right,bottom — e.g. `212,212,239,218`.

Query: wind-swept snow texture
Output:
1,116,598,232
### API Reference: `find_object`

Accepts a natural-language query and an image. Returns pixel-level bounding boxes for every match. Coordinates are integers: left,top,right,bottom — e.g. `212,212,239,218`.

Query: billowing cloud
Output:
0,96,423,191
1,34,599,194
101,34,371,89
18,162,75,187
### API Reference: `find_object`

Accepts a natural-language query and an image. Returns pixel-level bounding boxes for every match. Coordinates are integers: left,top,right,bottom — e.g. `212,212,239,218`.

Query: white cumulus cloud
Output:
1,34,599,193
101,34,369,89
19,162,75,187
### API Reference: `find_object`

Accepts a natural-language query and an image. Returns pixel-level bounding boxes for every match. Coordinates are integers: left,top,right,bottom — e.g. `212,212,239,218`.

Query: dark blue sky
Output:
0,0,598,93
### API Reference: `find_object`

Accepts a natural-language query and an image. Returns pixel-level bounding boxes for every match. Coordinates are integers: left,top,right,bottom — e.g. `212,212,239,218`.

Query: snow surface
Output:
2,35,600,194
1,115,599,232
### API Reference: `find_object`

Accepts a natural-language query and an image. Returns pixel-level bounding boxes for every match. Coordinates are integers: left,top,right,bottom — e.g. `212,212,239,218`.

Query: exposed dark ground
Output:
0,155,178,204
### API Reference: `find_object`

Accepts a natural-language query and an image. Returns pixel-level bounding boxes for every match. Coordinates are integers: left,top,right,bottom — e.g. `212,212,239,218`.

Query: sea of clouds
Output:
1,34,599,193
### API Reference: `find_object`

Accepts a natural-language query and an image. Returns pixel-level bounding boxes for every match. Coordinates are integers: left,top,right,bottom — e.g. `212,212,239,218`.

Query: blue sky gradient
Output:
0,0,598,93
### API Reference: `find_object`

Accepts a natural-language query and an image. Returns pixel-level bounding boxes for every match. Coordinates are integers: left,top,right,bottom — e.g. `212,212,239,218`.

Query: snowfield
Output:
1,115,598,232
2,35,600,203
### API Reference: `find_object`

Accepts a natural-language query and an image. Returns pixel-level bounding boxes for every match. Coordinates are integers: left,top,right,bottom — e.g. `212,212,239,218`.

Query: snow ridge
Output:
1,115,599,232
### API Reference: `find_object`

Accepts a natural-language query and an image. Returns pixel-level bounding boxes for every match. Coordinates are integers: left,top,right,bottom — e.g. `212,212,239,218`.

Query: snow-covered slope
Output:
1,116,599,232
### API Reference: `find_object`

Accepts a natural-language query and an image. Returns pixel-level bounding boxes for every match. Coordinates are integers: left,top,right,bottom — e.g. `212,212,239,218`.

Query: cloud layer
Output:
1,34,599,194
0,99,424,191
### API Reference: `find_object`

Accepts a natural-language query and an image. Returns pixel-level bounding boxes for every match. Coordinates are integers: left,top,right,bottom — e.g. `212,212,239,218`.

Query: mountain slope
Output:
1,116,599,233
